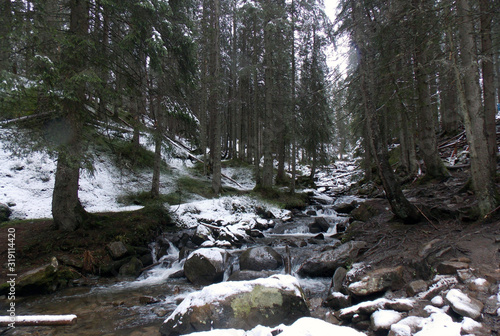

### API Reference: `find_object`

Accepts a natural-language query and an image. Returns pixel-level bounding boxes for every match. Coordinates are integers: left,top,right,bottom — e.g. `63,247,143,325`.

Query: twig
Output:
415,205,438,230
484,204,500,219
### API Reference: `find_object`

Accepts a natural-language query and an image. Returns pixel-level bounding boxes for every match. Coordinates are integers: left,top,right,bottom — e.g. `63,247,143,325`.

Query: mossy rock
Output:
1,257,81,296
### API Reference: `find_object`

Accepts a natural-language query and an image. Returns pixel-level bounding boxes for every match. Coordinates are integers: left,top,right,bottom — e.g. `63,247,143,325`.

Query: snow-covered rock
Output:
371,310,402,331
414,306,462,336
183,248,229,285
348,266,405,296
445,288,483,320
181,317,365,336
160,275,310,336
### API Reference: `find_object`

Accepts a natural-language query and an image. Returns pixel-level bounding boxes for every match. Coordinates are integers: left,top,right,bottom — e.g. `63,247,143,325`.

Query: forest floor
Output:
345,168,500,333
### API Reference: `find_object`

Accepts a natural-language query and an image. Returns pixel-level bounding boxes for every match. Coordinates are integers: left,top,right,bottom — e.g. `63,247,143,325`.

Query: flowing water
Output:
1,193,359,335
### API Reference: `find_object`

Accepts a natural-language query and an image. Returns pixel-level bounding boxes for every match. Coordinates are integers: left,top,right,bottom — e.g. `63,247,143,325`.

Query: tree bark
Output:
353,1,421,224
412,0,450,179
52,0,89,231
479,0,497,175
208,0,222,194
456,0,497,216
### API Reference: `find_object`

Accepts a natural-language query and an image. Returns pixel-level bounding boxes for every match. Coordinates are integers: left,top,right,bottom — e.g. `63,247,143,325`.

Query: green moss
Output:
251,187,309,210
231,285,283,318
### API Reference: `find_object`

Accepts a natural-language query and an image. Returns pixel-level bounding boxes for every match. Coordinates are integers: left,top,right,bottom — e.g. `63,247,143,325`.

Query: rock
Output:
484,295,500,315
183,248,228,285
406,279,428,296
309,217,330,233
139,296,160,304
331,267,348,292
153,307,168,317
140,253,154,267
445,288,483,320
348,266,405,296
417,276,458,300
239,246,283,271
0,203,12,222
436,260,469,275
461,317,487,335
255,206,275,219
333,200,357,214
388,324,412,336
1,257,80,295
468,278,490,292
431,295,445,307
351,203,376,222
339,298,413,320
371,310,402,331
306,210,317,216
385,299,414,312
118,257,143,278
191,225,214,246
107,241,129,260
159,275,310,336
389,316,424,336
323,292,351,310
227,270,276,281
297,241,367,277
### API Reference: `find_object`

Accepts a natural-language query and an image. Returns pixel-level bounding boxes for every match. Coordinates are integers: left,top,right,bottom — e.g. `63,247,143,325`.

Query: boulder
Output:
331,267,348,292
371,310,403,331
445,288,483,320
0,203,11,222
323,292,351,310
1,257,79,295
406,279,428,296
239,246,283,271
348,266,405,296
191,225,214,246
118,257,143,278
106,241,129,260
183,248,228,285
389,316,424,336
333,200,358,214
297,241,367,277
436,260,469,275
309,217,330,233
159,275,310,336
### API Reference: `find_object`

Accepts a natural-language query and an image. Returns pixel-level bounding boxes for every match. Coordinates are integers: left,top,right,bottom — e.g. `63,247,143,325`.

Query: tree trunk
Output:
479,0,497,175
456,0,497,216
208,0,222,194
290,0,297,194
412,1,450,179
52,0,89,231
353,1,421,224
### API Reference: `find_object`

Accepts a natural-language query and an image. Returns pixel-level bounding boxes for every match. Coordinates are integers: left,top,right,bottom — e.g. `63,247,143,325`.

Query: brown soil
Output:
345,169,500,333
0,207,174,284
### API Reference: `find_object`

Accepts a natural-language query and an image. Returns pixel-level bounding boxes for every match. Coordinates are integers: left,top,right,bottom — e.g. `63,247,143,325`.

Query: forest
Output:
0,0,499,229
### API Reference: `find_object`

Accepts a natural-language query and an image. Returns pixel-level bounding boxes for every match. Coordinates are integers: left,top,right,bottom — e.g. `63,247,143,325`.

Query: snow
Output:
371,310,402,330
171,196,289,229
182,317,365,336
414,306,462,336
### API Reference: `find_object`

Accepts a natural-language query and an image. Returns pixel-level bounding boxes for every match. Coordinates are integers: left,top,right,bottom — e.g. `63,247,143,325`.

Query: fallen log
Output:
0,315,77,327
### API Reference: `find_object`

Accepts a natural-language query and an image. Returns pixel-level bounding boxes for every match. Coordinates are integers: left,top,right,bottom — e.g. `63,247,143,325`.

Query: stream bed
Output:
2,163,362,336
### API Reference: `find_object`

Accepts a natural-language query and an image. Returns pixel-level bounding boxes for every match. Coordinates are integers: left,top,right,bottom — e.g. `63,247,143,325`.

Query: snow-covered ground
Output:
0,129,254,220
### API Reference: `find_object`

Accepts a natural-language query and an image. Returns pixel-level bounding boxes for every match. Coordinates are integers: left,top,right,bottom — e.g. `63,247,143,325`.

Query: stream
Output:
3,165,362,336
